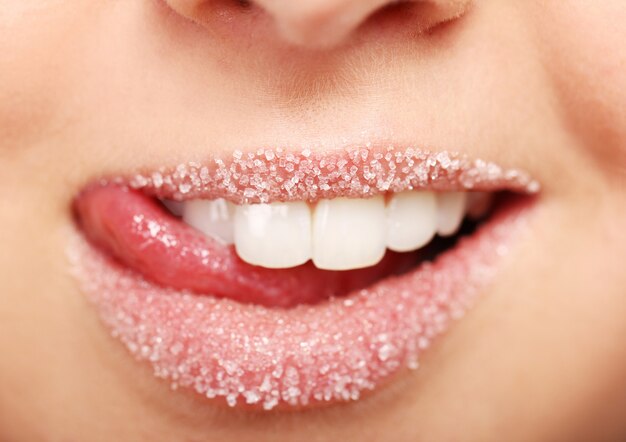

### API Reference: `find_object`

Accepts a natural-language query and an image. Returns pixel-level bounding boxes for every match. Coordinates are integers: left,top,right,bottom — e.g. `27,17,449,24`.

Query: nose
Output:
164,0,471,48
251,0,407,47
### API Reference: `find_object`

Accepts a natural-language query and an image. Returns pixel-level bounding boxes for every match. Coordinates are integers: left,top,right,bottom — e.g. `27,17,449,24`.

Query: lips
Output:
70,145,537,410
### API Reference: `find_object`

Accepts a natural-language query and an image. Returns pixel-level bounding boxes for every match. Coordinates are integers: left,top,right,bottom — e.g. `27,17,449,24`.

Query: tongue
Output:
74,185,418,308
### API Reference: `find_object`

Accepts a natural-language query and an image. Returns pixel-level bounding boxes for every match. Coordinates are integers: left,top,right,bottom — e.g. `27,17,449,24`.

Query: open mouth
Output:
69,145,538,410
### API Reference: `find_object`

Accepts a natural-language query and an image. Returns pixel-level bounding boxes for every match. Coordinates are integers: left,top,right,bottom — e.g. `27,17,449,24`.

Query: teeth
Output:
436,192,467,237
183,199,235,244
179,190,490,270
234,201,312,269
386,191,437,252
312,196,386,271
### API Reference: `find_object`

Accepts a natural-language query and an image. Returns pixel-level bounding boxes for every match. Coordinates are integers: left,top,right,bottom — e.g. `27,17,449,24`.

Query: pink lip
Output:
70,146,537,410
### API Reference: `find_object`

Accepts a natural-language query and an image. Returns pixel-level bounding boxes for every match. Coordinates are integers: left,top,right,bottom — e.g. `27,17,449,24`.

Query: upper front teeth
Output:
234,201,312,269
312,196,387,271
178,191,490,271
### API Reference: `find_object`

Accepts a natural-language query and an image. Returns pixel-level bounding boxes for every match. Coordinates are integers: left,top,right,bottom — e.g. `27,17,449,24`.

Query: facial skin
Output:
1,0,625,440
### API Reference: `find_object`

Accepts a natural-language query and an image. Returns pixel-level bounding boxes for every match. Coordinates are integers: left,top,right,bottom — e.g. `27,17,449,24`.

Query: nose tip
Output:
165,0,471,49
256,0,395,48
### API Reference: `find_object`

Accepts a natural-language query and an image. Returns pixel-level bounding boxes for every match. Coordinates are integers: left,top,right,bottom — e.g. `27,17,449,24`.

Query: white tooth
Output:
182,199,235,244
466,192,493,220
436,192,467,237
386,191,437,252
234,201,311,269
312,196,386,271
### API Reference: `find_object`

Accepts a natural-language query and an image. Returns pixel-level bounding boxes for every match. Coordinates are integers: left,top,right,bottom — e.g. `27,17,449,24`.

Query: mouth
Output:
69,145,538,410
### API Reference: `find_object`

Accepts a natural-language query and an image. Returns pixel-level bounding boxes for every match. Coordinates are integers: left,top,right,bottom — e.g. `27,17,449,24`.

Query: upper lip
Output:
110,145,539,204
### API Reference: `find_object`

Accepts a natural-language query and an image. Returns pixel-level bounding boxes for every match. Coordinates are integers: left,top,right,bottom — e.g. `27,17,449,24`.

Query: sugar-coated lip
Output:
69,202,534,410
117,145,539,204
70,145,538,410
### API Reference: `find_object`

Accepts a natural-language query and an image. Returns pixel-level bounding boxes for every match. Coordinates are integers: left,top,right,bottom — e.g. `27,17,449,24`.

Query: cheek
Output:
529,1,626,179
0,2,92,150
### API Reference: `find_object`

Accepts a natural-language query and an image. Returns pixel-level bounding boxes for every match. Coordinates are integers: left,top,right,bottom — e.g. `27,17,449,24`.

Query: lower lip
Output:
68,197,532,410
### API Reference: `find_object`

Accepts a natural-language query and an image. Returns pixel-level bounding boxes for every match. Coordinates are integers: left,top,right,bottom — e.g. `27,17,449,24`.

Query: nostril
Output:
233,0,254,11
416,0,472,33
372,0,471,35
164,0,253,27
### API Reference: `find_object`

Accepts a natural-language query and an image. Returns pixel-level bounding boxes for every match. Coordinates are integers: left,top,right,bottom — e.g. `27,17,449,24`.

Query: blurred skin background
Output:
1,0,626,440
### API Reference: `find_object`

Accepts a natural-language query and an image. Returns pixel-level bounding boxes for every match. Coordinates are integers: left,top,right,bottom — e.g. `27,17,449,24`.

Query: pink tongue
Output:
74,185,418,308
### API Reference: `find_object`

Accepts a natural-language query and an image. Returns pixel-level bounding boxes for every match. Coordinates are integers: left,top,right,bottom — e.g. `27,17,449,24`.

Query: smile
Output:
70,145,538,410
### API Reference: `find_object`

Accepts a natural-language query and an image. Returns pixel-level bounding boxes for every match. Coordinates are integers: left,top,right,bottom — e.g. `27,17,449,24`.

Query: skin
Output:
1,0,625,440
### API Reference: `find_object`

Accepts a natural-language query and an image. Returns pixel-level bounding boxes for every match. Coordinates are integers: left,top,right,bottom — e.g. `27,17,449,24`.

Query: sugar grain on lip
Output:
125,146,539,204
